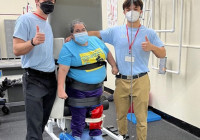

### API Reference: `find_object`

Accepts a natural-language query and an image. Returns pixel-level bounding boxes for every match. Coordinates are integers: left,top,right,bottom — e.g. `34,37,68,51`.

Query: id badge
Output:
125,56,134,62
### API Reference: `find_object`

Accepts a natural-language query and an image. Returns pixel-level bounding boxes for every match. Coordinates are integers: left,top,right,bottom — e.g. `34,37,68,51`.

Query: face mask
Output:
40,1,54,15
74,32,89,45
125,10,140,23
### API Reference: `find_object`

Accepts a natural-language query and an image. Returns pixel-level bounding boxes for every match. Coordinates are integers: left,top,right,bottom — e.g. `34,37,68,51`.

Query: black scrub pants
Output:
22,69,57,140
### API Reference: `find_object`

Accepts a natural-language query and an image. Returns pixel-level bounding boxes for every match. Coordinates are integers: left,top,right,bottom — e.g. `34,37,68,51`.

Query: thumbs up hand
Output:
141,36,152,52
32,26,45,46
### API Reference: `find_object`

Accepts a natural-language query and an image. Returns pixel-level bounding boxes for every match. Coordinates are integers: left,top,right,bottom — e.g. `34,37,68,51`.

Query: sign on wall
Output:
107,0,118,27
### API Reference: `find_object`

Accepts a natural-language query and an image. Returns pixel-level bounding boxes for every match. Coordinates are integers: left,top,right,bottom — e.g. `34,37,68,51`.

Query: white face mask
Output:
125,10,140,23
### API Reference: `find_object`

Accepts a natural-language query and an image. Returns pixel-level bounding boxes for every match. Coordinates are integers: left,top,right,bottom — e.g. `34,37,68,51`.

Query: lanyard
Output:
126,24,141,54
33,13,47,20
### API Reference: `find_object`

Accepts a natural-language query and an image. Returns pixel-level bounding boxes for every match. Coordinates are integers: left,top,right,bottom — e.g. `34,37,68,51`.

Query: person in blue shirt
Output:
88,0,166,139
13,0,57,140
57,19,118,140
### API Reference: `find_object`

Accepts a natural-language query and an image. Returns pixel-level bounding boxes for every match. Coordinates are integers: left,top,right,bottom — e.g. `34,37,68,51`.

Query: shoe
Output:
122,134,129,140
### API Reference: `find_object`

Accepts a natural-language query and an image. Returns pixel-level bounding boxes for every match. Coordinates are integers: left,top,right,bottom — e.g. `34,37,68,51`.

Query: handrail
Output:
0,14,21,16
151,0,184,74
154,0,176,33
162,44,200,49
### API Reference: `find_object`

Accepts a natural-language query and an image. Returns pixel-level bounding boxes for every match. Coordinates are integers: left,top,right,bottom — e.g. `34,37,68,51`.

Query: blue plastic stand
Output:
127,111,161,124
59,129,103,140
59,133,75,140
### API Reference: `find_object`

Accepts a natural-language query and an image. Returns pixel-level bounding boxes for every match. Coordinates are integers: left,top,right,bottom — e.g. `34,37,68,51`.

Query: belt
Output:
116,72,147,80
65,77,103,91
25,68,55,77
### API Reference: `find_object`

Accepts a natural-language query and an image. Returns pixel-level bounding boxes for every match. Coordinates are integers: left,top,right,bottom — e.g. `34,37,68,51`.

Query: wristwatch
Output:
31,38,36,46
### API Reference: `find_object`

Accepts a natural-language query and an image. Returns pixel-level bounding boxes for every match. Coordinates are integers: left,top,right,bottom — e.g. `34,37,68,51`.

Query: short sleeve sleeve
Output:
150,30,164,48
100,28,114,45
13,16,29,41
57,44,72,66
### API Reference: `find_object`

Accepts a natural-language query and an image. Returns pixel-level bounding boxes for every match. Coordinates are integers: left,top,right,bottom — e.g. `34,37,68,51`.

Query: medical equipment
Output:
45,95,124,140
0,77,21,114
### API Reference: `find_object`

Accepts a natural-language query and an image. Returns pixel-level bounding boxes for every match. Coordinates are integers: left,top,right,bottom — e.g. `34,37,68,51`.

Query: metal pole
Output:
130,0,134,125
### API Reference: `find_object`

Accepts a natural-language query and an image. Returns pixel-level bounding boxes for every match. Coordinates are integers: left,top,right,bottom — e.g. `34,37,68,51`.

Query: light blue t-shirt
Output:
100,25,164,75
13,13,55,72
58,36,109,84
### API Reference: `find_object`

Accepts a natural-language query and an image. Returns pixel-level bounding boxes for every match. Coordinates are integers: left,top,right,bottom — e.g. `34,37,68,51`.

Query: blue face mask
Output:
74,32,88,45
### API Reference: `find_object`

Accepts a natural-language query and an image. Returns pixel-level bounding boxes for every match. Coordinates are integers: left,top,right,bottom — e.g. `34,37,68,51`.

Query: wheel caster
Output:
2,106,10,115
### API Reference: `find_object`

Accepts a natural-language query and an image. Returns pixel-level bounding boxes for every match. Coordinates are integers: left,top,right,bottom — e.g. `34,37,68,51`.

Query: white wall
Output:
150,0,200,129
0,0,36,58
102,0,124,90
102,0,200,129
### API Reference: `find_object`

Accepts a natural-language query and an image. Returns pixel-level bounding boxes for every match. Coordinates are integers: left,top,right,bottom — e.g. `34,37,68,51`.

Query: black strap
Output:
70,80,103,91
64,98,109,116
65,77,103,91
66,96,101,108
70,61,106,70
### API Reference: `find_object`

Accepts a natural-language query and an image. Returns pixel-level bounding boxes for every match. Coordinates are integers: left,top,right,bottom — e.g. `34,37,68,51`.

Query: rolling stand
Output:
0,77,21,114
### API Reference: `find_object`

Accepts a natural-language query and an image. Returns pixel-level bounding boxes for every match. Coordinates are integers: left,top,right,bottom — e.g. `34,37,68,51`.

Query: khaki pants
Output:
113,74,150,140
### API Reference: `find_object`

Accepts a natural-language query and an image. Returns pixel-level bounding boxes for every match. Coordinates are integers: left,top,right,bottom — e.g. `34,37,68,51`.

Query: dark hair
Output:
123,0,143,10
